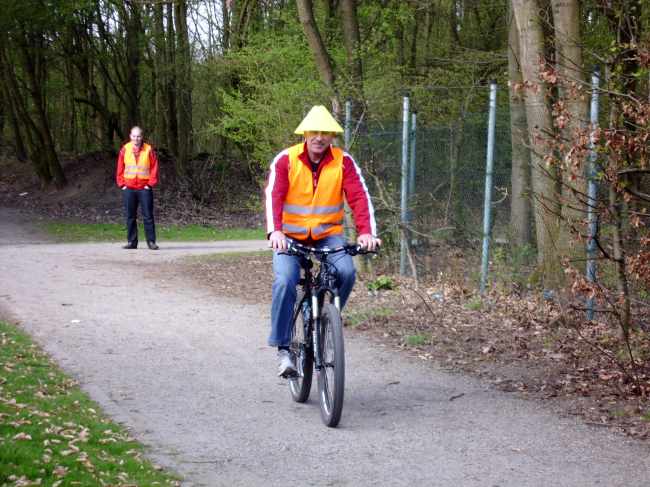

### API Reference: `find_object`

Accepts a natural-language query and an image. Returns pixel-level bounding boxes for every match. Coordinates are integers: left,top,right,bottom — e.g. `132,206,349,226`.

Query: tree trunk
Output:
152,3,168,148
72,59,120,150
609,183,631,339
296,0,340,113
222,0,231,51
603,2,640,337
511,0,562,287
0,86,4,147
507,3,533,248
175,0,193,176
0,59,27,161
408,8,419,73
424,3,436,63
322,0,337,20
396,20,405,71
551,0,588,262
605,1,641,100
230,0,256,50
320,0,337,43
9,106,28,162
450,1,462,46
65,15,121,149
14,31,66,188
340,0,364,117
0,41,52,185
124,1,142,130
63,54,76,152
166,3,179,157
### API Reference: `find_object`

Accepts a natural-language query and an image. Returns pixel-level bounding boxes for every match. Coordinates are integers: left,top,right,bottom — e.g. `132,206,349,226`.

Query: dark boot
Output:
123,241,138,249
147,241,159,250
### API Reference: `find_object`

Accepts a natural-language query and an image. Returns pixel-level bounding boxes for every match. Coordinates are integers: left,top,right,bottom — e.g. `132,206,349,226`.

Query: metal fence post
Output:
400,95,410,276
344,99,352,151
586,71,600,320
479,81,497,294
343,99,355,243
408,112,417,226
408,111,417,200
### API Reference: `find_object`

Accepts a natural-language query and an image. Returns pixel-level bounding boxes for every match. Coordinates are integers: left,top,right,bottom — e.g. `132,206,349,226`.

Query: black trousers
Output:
122,188,156,244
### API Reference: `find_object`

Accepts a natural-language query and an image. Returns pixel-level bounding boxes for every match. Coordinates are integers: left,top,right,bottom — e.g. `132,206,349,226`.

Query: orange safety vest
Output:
123,142,152,181
282,143,345,240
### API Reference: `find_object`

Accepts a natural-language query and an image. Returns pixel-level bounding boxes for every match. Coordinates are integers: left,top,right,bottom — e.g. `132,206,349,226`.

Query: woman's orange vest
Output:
282,143,345,240
123,142,152,181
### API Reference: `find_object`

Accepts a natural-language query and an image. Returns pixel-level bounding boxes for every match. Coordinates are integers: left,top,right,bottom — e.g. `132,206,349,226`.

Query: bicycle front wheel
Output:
289,300,313,403
317,303,345,427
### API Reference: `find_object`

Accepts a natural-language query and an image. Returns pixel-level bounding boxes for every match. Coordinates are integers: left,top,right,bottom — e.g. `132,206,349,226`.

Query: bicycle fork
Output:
311,294,322,370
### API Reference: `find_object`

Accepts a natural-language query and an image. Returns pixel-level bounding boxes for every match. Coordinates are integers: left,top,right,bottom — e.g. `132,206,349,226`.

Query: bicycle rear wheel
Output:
317,303,345,427
289,299,313,403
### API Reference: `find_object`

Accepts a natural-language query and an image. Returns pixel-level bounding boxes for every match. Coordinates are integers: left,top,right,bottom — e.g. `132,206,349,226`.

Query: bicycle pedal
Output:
281,370,299,379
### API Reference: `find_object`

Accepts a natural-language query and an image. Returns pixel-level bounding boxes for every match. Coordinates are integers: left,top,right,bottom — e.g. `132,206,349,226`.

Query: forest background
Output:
0,0,649,436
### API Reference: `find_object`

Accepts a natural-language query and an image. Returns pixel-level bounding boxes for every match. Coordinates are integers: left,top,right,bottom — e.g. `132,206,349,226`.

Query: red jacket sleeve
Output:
264,150,290,236
342,153,377,237
116,147,126,187
147,148,159,187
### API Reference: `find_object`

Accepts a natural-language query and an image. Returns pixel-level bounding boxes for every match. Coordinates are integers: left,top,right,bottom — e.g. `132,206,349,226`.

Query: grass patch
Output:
183,250,271,263
41,222,265,242
404,334,430,347
0,321,180,486
346,307,395,328
464,297,483,311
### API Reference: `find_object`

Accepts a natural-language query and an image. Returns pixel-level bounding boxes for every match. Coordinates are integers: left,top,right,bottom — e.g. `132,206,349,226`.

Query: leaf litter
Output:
160,252,650,441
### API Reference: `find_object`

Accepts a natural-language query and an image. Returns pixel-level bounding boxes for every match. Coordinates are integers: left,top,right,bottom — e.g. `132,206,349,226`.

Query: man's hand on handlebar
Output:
357,233,381,252
271,231,380,252
269,230,288,251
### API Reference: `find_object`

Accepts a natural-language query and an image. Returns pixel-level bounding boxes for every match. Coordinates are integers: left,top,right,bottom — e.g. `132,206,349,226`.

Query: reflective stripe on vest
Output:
283,203,344,215
123,142,152,180
282,143,345,240
281,223,309,237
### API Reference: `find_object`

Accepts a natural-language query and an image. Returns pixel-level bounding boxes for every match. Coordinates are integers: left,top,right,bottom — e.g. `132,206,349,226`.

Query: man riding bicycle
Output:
264,105,381,377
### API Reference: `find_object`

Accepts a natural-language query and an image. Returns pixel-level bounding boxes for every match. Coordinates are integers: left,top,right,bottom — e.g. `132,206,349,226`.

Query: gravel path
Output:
1,207,649,487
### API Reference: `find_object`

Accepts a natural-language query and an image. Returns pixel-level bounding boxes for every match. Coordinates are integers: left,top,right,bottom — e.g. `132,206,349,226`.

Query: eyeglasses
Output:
305,131,336,137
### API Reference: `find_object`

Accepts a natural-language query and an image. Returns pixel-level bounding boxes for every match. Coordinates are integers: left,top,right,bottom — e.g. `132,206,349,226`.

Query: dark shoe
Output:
147,241,159,250
122,242,138,249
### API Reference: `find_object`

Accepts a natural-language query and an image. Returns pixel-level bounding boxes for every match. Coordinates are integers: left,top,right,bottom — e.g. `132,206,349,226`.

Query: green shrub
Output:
346,307,394,327
366,275,397,291
208,18,339,169
490,243,537,290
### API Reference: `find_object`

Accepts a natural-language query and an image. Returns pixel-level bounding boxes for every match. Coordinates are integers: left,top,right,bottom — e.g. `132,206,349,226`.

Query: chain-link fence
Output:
345,92,512,281
339,79,648,328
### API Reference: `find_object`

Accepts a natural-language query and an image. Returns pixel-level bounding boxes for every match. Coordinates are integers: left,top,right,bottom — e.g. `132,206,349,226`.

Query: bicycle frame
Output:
293,250,341,371
285,239,378,427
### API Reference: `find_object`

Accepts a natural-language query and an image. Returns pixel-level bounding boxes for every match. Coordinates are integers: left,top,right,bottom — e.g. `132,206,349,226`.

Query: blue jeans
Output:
269,234,355,347
122,188,156,244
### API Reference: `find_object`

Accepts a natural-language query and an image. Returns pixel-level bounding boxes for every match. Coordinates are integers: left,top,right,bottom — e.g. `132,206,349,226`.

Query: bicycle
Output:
283,239,377,427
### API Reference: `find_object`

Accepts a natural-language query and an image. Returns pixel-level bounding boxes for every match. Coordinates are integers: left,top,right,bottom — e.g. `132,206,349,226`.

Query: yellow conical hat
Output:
294,105,344,135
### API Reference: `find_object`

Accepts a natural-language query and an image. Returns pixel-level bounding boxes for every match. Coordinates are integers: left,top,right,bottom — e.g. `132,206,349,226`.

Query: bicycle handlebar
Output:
284,240,379,257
